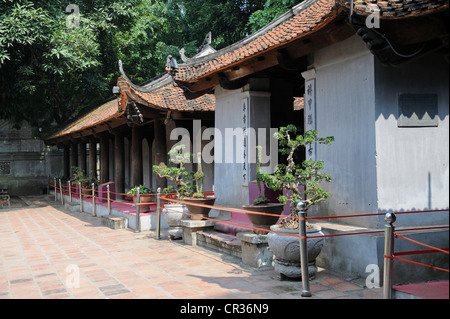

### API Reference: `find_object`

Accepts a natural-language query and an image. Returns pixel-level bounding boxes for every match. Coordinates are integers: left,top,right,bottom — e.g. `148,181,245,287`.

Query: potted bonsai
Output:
72,167,98,196
242,145,284,234
152,145,191,239
127,184,154,213
263,125,334,280
182,152,216,220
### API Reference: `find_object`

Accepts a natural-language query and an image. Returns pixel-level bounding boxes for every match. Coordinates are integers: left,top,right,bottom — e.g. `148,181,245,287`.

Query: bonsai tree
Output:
127,184,153,196
253,145,270,205
262,125,334,229
192,152,205,198
153,145,193,199
72,166,98,190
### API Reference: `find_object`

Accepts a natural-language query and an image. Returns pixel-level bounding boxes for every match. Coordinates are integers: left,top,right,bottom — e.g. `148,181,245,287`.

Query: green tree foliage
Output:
1,0,300,130
0,0,136,129
247,0,304,33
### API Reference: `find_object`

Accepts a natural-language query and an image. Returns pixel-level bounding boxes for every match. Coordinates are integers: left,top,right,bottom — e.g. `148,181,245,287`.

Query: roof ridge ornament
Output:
179,31,217,63
165,55,179,75
118,60,126,77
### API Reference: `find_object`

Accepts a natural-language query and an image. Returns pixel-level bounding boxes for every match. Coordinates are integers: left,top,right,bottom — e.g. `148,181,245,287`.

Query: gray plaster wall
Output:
374,54,449,227
214,79,272,209
1,121,63,195
312,35,379,228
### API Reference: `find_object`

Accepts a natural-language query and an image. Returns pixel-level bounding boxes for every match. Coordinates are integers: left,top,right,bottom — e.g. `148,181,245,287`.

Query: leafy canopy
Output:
1,0,303,130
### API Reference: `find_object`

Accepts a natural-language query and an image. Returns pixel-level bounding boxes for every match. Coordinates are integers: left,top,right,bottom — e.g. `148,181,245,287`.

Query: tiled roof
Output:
294,97,305,111
174,0,337,82
118,76,214,112
46,98,122,140
338,0,449,18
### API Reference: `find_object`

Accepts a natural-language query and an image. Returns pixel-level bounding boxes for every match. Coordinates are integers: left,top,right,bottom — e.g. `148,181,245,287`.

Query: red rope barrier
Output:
305,209,448,221
394,249,449,256
394,233,449,254
162,205,303,239
48,181,448,241
162,196,293,219
384,255,449,273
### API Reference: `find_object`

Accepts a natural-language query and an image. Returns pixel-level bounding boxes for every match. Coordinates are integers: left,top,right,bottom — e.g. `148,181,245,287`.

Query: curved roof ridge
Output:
178,0,321,67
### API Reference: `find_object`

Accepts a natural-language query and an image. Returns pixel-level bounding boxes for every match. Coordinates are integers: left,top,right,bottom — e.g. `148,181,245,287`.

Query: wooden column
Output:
79,141,87,174
70,142,78,178
114,132,125,199
100,135,109,184
89,138,97,178
131,126,143,186
63,145,70,178
154,119,167,189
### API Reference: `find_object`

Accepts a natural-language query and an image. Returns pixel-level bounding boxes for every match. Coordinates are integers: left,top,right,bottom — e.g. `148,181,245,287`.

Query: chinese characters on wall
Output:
242,98,250,186
304,78,316,161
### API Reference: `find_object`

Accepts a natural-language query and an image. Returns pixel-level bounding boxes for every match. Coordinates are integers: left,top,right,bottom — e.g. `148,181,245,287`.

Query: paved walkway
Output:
0,196,382,300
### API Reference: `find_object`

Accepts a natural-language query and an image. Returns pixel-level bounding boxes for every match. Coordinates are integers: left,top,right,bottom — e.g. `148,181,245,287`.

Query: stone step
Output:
197,230,242,258
101,216,127,230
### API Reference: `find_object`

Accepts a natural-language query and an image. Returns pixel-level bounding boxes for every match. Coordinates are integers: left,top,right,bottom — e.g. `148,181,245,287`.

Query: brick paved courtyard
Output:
0,196,382,300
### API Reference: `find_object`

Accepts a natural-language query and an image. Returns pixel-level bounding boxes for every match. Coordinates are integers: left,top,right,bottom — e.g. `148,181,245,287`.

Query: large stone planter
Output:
267,224,324,280
163,203,190,239
241,203,284,235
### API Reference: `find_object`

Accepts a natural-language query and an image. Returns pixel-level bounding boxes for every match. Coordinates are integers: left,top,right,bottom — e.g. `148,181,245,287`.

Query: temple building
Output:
43,0,448,283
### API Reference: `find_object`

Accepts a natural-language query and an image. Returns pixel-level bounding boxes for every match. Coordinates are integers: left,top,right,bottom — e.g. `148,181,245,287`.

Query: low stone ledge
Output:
180,220,215,246
101,216,127,230
197,230,242,258
237,231,273,268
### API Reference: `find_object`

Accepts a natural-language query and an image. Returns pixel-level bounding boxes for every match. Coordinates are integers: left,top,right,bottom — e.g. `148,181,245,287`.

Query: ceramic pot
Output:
183,196,216,220
133,194,154,213
241,203,284,235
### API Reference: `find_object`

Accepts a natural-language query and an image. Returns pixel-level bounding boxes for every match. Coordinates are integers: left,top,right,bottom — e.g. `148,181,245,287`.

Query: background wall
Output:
312,35,379,228
374,53,449,227
0,121,63,195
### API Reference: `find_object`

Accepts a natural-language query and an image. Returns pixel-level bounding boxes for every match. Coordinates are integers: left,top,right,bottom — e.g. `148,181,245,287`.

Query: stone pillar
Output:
79,141,87,174
89,138,97,178
114,132,125,199
131,126,143,187
70,142,78,178
100,135,109,184
63,145,70,178
154,119,167,189
214,78,273,208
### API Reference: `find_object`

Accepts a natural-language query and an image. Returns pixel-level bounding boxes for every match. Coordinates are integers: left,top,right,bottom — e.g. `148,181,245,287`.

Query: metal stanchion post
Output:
156,187,161,240
298,201,311,297
107,184,111,215
92,183,96,217
54,177,57,201
79,182,83,213
59,179,64,205
135,187,140,233
383,212,396,299
68,181,72,203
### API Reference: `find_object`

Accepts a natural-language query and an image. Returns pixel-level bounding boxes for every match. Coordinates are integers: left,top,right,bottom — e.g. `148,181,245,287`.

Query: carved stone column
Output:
70,142,78,178
63,144,70,178
79,141,87,174
131,126,143,187
89,138,97,178
114,132,125,199
100,135,109,184
154,119,167,189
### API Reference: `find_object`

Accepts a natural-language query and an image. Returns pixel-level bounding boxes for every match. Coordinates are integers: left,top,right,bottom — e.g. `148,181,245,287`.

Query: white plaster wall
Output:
213,79,272,208
312,35,379,228
214,86,249,207
374,54,449,226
